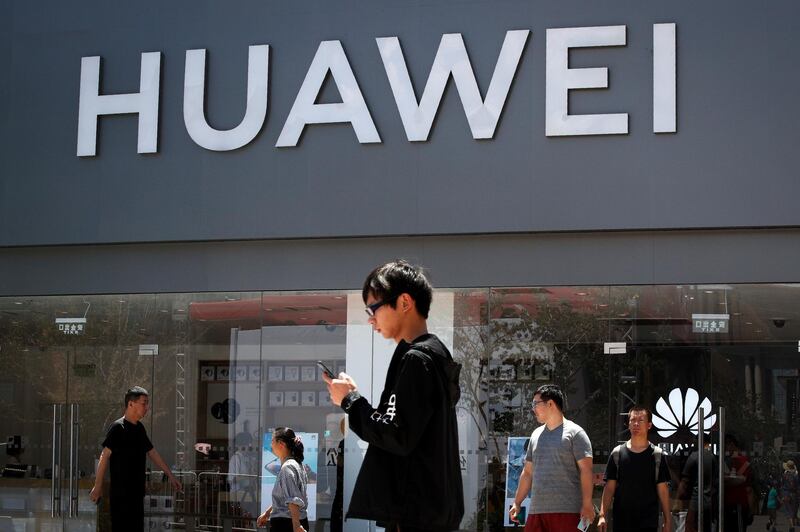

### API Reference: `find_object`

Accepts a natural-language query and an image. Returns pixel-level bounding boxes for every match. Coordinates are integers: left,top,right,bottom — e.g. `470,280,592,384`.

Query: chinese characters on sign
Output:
691,314,729,334
55,317,86,336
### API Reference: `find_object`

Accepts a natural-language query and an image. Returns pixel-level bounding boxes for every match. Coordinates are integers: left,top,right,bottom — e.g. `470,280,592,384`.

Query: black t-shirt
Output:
604,444,671,530
680,449,717,512
102,417,154,499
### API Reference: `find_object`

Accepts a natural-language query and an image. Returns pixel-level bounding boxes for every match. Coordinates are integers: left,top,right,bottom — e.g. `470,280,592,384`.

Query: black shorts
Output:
270,517,310,532
110,496,144,531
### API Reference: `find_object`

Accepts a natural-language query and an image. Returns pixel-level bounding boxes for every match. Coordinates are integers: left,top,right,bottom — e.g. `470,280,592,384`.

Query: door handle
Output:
718,406,725,532
69,403,80,518
51,404,63,518
697,406,704,532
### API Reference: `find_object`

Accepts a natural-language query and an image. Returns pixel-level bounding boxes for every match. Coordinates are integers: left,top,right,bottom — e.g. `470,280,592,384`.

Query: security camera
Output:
772,318,786,328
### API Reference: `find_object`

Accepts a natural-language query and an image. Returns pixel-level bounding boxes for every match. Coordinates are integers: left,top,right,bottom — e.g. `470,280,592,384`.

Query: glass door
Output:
0,296,69,530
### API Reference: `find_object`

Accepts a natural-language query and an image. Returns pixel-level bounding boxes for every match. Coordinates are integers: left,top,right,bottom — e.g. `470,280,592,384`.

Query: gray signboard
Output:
1,0,799,247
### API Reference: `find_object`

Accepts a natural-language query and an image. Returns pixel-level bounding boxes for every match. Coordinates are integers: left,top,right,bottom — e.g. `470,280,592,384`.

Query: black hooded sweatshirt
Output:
343,333,464,530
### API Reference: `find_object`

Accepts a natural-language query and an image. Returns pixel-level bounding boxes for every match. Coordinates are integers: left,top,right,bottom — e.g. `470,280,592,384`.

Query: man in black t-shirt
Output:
599,406,672,532
89,386,182,531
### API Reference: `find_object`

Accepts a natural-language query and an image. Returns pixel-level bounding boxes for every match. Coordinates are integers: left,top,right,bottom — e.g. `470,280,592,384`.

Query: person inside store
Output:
256,427,310,532
781,459,799,532
89,386,183,531
228,427,259,519
723,434,753,532
509,384,595,532
324,260,464,532
598,405,672,532
676,438,718,532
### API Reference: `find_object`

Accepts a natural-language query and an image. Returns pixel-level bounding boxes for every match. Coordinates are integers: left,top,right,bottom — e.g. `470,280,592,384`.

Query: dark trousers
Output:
270,517,310,532
110,496,144,531
385,522,452,532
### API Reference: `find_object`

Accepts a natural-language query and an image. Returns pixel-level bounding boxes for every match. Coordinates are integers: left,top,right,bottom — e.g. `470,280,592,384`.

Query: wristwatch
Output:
340,390,361,412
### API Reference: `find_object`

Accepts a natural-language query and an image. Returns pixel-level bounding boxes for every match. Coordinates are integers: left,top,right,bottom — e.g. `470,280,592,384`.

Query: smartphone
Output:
316,360,336,379
508,504,526,526
577,517,590,532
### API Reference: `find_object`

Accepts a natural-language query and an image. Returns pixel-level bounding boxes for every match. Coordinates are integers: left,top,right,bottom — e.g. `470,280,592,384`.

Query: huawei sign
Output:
652,388,716,438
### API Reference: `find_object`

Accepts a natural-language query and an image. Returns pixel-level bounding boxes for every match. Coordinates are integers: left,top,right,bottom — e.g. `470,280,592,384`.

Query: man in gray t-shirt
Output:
510,384,595,532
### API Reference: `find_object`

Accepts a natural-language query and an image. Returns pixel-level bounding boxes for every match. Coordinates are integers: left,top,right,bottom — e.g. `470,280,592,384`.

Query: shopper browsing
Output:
256,428,309,532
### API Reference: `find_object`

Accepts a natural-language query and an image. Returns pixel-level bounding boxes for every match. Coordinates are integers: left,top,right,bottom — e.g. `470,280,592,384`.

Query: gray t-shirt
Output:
524,419,593,514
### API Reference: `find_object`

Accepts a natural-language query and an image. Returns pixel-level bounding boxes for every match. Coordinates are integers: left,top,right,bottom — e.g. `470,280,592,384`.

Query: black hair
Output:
274,427,305,463
627,404,653,423
361,260,433,319
124,386,149,409
534,384,565,411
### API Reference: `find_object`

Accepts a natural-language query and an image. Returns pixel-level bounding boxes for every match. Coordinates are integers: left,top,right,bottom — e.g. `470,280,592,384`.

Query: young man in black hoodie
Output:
324,260,464,532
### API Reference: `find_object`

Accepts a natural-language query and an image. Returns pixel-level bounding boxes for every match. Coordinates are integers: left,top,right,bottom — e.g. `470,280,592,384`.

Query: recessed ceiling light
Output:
13,301,22,305
576,292,588,296
755,329,762,333
745,322,753,325
704,290,714,294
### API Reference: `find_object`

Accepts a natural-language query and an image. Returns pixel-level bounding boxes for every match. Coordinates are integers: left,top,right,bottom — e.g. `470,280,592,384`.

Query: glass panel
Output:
260,291,348,532
710,284,800,532
157,291,263,531
0,297,68,530
452,289,490,530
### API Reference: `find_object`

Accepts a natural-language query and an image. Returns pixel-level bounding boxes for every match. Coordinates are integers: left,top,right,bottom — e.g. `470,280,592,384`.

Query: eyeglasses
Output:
365,299,391,317
531,400,547,411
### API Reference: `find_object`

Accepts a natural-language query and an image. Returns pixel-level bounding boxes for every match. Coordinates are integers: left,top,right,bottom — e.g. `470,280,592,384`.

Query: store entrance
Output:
607,340,799,532
0,295,157,532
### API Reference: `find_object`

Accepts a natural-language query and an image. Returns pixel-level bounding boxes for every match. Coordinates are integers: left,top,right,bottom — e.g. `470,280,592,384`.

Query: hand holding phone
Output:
317,361,336,379
577,517,591,532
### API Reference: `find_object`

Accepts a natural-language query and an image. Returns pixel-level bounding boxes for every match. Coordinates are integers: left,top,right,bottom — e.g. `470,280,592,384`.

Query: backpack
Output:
610,440,664,483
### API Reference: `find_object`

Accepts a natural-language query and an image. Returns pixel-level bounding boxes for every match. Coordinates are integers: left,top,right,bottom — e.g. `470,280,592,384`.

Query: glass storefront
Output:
1,284,799,531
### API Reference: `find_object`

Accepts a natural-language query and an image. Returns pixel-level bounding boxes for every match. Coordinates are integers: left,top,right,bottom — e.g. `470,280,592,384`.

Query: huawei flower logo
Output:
652,388,716,438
